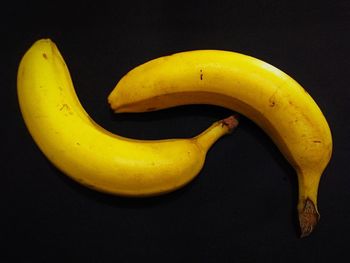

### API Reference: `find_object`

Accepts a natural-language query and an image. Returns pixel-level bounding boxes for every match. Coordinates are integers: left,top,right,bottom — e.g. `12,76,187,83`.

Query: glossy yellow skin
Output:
108,50,333,231
17,40,233,196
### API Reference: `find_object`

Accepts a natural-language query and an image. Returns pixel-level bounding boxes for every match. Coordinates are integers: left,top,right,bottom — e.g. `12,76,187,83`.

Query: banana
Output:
108,50,333,236
17,40,238,197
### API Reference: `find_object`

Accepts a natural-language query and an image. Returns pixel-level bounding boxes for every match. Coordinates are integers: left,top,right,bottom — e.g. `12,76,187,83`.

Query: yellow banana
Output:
17,40,238,197
108,50,333,236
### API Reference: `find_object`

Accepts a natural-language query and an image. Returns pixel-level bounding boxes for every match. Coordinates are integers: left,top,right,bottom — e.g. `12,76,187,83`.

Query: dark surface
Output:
3,1,350,262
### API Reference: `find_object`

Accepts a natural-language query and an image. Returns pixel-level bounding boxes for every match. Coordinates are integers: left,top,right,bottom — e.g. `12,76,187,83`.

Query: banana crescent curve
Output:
108,50,333,237
17,39,237,197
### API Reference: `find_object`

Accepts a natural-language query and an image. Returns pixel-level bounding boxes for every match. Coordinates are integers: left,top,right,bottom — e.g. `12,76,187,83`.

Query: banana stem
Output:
297,170,321,238
298,198,319,238
195,115,239,150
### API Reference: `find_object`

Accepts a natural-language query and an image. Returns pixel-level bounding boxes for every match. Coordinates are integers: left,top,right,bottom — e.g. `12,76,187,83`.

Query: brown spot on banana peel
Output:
299,198,320,238
269,89,278,107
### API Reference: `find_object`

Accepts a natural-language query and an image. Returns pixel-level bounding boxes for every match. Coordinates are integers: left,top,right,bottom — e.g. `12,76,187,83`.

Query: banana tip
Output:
107,96,119,113
298,198,320,238
221,115,239,133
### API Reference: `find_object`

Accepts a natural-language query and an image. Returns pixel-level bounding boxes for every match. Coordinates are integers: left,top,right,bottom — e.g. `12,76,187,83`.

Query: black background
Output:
3,0,350,262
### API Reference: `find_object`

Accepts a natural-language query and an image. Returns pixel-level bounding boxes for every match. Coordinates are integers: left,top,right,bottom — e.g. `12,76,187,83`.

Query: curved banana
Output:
17,40,238,197
108,50,332,236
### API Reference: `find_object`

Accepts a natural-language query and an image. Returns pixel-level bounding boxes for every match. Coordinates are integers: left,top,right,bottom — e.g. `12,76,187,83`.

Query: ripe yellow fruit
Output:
17,40,237,197
108,50,333,236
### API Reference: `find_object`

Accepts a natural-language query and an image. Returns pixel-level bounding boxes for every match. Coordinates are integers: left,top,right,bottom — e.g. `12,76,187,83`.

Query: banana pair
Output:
17,39,332,237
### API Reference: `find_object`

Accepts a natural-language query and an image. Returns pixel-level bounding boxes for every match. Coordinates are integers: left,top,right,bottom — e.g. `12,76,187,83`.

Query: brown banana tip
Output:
298,198,320,238
107,101,119,113
221,115,239,133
